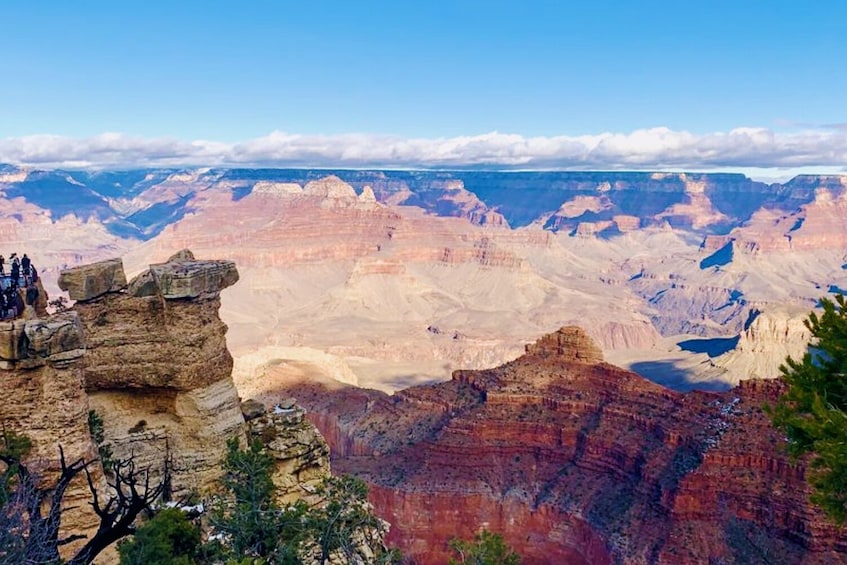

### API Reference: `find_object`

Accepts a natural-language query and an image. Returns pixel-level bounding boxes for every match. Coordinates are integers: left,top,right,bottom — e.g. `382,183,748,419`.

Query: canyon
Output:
3,166,842,393
266,327,847,564
2,166,847,561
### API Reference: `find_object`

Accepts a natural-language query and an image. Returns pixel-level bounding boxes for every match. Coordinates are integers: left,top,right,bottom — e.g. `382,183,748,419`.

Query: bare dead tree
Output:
0,445,164,565
66,456,165,565
0,446,88,564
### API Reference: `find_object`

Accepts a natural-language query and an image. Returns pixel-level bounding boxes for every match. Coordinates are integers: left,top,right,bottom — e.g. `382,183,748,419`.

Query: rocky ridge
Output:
279,327,847,564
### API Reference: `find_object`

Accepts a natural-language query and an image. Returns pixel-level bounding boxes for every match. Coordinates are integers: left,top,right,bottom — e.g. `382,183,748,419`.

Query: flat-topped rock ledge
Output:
58,258,127,302
130,249,239,300
137,260,238,300
0,311,84,369
58,249,239,303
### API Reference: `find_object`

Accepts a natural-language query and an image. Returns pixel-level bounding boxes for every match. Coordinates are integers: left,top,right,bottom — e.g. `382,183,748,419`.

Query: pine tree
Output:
118,507,201,565
448,530,521,565
770,294,847,523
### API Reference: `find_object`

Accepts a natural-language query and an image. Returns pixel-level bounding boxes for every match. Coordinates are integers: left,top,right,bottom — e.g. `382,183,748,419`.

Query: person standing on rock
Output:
10,260,20,290
21,254,30,281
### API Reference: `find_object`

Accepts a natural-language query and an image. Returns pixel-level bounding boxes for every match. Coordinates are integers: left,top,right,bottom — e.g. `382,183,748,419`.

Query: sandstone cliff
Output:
58,252,335,508
279,327,847,564
60,252,247,498
0,310,100,557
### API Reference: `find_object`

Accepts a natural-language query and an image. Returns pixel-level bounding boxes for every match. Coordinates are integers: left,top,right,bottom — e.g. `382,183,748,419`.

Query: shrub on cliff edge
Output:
448,529,521,565
118,506,201,565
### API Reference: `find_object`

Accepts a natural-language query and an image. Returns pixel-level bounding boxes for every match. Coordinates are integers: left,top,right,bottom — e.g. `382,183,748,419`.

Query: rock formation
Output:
62,251,246,498
0,250,349,561
58,257,128,301
241,398,331,505
60,251,334,505
279,327,847,564
710,309,812,384
0,310,99,557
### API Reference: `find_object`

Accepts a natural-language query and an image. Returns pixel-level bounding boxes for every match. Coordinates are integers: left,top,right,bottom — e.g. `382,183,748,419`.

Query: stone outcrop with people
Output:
0,251,349,560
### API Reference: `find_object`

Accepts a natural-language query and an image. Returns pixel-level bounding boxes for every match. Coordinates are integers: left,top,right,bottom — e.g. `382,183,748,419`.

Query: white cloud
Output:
1,127,846,171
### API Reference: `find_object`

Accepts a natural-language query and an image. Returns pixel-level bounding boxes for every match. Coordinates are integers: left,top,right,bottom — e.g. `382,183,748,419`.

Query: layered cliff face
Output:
280,327,847,564
0,310,100,556
704,179,847,255
62,251,246,497
123,175,663,393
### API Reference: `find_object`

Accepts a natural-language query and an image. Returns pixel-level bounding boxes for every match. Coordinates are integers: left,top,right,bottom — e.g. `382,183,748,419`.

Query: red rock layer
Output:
281,327,847,564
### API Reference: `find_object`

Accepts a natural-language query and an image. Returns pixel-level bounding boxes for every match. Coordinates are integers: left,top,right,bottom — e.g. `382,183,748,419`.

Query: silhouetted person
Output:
10,261,19,290
25,285,37,306
21,254,30,274
0,254,5,275
11,289,23,317
4,287,16,317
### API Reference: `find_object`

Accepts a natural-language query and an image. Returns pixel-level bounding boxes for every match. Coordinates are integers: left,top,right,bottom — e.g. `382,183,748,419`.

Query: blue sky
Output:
1,1,846,171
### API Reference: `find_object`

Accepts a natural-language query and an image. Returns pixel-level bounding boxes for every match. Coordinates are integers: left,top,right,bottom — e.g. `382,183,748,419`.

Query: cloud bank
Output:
1,127,846,171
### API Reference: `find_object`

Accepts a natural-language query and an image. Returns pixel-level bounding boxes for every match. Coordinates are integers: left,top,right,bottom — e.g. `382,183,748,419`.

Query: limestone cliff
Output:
711,309,812,383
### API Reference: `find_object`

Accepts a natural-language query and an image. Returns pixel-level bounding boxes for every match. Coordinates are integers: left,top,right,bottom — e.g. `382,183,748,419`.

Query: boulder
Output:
151,259,239,299
24,312,85,361
127,268,158,297
241,398,267,421
0,313,84,366
58,258,127,301
0,320,27,361
168,249,196,262
128,256,239,300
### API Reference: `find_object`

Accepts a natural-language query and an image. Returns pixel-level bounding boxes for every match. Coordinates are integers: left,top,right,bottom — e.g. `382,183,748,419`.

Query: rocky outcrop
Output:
243,398,331,504
0,310,99,558
129,251,238,300
711,309,812,383
280,328,847,564
303,176,359,200
524,325,604,363
73,252,246,497
0,314,84,367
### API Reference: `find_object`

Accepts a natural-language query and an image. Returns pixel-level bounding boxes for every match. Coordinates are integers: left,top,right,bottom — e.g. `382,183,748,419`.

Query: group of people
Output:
0,253,40,320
